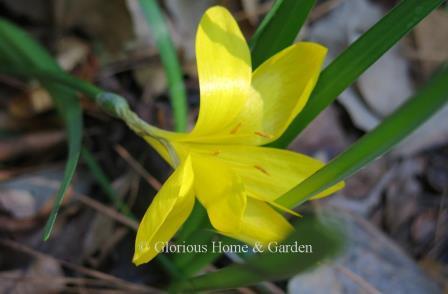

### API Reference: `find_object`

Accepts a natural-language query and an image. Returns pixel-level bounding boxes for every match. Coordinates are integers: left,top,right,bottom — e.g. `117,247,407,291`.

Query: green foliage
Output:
270,0,445,148
276,65,448,208
0,18,83,240
0,0,446,291
175,215,343,292
139,0,188,132
250,0,316,69
81,148,133,217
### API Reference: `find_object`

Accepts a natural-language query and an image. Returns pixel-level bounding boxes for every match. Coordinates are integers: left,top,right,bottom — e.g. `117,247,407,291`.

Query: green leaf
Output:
138,0,188,132
81,148,134,218
250,0,316,69
175,215,343,292
0,18,83,240
174,228,221,277
175,201,208,241
173,216,224,276
271,0,445,148
276,65,448,208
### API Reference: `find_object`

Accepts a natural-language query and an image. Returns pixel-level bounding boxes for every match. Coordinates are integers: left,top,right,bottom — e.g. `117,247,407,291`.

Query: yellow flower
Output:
133,6,344,265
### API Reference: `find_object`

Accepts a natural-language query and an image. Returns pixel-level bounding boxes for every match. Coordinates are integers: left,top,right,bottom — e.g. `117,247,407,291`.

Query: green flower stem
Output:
0,67,180,166
138,0,188,132
276,65,448,208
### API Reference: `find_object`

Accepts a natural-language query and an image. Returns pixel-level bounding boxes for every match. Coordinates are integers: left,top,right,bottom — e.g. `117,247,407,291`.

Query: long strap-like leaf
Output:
249,0,316,69
0,19,83,240
271,0,445,148
139,0,188,132
175,215,342,292
276,65,448,208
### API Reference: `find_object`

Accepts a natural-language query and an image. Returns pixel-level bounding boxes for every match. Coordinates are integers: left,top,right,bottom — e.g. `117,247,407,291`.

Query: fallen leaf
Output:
1,0,50,22
8,86,53,119
0,168,91,231
290,105,351,158
241,0,259,26
413,10,448,77
338,87,380,131
56,37,90,71
288,207,441,294
165,0,217,60
0,131,65,161
0,257,64,293
288,266,342,294
55,0,134,57
392,105,448,156
358,46,414,117
309,0,448,155
0,188,36,219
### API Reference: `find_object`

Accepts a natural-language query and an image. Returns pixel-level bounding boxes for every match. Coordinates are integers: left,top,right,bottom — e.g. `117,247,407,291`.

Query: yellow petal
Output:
191,153,292,245
191,154,246,234
133,157,195,265
188,144,344,203
143,20,326,147
225,197,293,246
186,42,327,145
250,42,327,144
191,6,252,139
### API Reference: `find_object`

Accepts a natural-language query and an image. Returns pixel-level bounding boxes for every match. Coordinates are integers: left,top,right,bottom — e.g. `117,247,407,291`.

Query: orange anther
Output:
230,122,242,134
254,131,273,139
254,165,270,176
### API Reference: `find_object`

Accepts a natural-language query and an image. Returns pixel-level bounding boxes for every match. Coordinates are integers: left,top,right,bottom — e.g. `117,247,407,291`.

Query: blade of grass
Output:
175,215,343,292
138,0,188,132
276,65,448,208
174,228,220,277
271,0,445,148
81,147,134,217
249,0,316,69
0,18,83,240
0,27,187,279
42,105,81,240
175,198,208,239
173,218,218,267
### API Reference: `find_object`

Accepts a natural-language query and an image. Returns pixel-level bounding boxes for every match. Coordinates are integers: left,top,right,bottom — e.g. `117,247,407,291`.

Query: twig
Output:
28,176,138,230
114,144,162,191
100,50,158,78
235,1,272,21
76,193,138,230
335,265,381,294
0,239,160,293
0,275,124,288
0,131,65,161
128,173,142,209
309,0,343,21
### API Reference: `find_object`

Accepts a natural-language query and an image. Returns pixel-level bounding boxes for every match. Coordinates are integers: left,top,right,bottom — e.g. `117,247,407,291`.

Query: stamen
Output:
254,131,273,139
254,165,270,176
230,122,242,134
